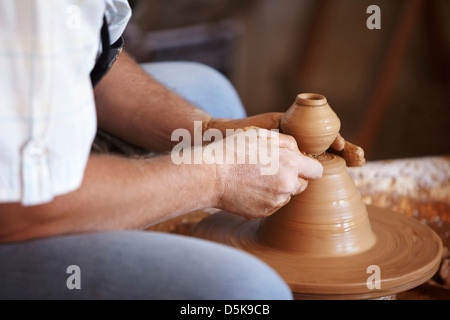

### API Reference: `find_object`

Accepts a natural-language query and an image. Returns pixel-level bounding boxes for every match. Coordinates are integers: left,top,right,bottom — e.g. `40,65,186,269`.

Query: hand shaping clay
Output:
193,93,442,299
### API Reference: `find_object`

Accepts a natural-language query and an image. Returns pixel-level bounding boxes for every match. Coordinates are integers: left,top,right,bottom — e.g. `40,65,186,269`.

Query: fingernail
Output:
295,180,308,195
298,182,307,193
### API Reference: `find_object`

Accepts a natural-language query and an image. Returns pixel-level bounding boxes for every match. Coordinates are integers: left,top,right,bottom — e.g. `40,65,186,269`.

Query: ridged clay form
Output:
258,153,377,255
193,93,442,299
259,93,376,255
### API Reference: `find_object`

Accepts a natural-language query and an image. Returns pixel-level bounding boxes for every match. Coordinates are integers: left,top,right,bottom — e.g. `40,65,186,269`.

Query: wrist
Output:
199,154,225,209
180,147,225,209
209,162,224,209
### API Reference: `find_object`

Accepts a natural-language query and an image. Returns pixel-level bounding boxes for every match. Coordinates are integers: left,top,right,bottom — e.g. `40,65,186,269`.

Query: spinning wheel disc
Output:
194,206,442,299
194,93,442,299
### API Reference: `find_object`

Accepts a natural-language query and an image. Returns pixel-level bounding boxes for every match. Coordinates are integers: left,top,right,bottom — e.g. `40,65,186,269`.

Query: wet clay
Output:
280,93,340,156
329,134,366,167
204,113,283,136
194,206,442,299
258,153,376,256
193,93,443,299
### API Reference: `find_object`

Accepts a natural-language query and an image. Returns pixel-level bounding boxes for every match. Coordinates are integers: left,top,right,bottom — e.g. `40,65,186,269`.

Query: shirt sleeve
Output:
105,0,132,44
0,0,131,206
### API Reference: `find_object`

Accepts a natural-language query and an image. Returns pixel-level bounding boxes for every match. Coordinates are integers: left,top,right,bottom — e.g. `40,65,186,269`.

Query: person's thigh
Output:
0,231,292,299
141,61,247,119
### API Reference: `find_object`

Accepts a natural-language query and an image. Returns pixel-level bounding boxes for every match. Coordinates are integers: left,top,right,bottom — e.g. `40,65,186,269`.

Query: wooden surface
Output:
147,155,450,299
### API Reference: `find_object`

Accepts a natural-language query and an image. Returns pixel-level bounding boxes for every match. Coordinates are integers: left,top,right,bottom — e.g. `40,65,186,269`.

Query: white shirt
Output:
0,0,131,205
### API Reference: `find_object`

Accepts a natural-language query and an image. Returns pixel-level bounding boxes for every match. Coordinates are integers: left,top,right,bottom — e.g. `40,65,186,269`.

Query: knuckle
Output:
276,177,293,193
277,193,289,203
286,136,299,149
287,154,301,168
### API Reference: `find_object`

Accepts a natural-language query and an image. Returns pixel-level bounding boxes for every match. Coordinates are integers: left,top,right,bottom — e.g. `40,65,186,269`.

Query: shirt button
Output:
24,140,47,160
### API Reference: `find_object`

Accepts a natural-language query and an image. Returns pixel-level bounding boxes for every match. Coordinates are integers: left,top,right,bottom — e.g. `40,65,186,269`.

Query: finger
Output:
277,133,300,153
265,194,292,216
264,112,284,130
296,154,323,180
329,140,366,167
207,113,284,135
343,142,366,167
330,133,345,151
293,178,308,195
245,112,283,130
241,112,284,130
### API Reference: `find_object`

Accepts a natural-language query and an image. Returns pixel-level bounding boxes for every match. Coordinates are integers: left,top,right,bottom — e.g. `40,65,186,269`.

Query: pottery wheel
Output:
194,93,442,299
194,206,442,299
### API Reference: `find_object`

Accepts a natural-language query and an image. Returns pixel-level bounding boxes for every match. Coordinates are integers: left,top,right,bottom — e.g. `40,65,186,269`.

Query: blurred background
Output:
123,0,450,161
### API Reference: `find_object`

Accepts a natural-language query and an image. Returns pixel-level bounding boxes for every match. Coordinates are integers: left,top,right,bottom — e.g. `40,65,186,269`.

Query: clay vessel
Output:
257,152,377,255
281,93,341,155
259,93,376,255
193,92,442,298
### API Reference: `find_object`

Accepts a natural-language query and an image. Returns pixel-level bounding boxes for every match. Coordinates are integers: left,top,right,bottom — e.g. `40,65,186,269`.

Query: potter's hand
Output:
214,129,323,220
328,133,365,167
203,113,284,136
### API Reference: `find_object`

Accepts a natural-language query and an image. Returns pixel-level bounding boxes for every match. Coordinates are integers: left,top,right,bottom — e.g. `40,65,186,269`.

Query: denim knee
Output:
204,246,293,300
141,61,247,119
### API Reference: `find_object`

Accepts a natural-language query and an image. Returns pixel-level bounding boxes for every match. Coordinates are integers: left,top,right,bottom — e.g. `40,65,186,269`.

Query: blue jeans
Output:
0,62,292,300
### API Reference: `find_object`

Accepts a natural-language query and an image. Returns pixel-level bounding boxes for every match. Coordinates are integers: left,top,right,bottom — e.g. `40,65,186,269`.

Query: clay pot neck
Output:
295,93,328,106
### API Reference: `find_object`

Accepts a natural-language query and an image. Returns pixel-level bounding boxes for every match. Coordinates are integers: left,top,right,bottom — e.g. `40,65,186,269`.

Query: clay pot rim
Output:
296,93,327,106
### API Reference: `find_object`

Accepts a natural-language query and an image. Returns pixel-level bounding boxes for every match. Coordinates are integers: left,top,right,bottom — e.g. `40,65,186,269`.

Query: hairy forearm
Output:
94,51,212,152
0,153,218,242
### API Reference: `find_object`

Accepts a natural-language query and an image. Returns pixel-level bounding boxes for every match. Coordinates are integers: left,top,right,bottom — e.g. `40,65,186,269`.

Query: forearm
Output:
94,51,212,152
0,153,218,242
